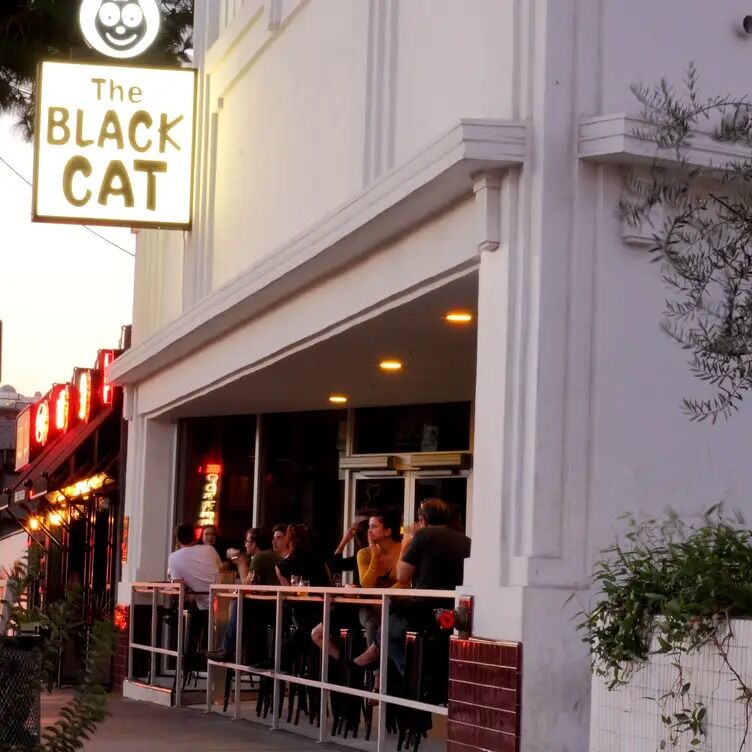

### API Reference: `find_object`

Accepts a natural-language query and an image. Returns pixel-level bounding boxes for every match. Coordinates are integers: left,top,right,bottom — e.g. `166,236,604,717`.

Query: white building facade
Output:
110,2,752,750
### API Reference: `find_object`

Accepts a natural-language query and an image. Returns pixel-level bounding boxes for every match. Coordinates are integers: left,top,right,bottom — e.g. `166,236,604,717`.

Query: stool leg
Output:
223,669,233,713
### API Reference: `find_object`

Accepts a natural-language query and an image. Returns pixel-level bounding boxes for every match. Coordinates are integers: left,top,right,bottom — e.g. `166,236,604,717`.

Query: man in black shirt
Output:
389,498,471,674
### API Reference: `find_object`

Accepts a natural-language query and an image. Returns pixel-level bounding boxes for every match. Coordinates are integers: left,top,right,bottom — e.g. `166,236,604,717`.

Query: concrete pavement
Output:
41,692,338,752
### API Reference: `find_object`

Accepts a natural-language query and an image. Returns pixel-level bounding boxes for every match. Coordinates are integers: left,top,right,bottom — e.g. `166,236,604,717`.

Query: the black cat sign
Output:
79,0,161,59
32,60,197,229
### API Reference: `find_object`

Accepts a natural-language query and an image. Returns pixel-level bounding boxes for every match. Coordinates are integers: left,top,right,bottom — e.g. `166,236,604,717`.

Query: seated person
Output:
168,522,221,611
311,519,368,659
349,509,404,667
272,523,291,558
208,527,279,662
168,522,221,653
276,525,328,664
200,524,225,560
237,527,280,586
276,524,328,586
354,499,471,675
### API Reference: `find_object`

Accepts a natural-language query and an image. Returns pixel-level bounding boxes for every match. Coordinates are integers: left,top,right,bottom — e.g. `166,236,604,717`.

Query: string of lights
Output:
0,153,136,258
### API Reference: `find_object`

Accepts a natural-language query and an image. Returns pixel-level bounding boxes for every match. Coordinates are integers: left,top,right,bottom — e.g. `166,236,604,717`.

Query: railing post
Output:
206,584,214,714
127,585,135,680
376,592,390,752
176,583,184,708
271,589,283,730
150,587,157,686
234,589,243,719
318,591,331,744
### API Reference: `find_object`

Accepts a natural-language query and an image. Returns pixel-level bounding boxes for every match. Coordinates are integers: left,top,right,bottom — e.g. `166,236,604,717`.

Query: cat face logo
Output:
79,0,160,59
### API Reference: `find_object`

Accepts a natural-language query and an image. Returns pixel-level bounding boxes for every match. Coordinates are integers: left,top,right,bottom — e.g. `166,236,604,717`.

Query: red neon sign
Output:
34,399,50,446
75,369,93,423
18,348,120,463
53,384,72,433
97,350,115,405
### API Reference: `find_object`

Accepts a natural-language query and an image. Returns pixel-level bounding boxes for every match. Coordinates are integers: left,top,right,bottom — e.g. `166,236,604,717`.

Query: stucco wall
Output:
601,0,752,114
210,1,369,287
587,168,752,561
131,228,184,346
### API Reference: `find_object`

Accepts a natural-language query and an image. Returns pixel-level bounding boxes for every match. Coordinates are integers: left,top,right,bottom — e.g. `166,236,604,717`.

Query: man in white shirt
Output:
167,523,221,610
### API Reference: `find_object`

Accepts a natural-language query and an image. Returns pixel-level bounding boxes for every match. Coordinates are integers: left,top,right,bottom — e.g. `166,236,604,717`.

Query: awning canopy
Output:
9,407,120,506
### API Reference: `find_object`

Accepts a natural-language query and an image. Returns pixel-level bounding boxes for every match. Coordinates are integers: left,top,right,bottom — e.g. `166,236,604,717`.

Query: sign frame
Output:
32,58,198,230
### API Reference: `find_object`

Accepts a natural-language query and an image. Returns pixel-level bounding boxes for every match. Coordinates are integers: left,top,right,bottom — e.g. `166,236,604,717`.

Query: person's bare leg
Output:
353,642,379,667
311,622,340,660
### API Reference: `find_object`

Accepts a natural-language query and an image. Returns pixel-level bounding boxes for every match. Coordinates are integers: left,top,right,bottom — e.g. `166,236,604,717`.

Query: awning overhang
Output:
9,407,119,506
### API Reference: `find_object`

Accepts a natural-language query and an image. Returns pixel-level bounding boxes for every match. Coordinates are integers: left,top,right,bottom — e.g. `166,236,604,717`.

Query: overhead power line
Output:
0,153,136,258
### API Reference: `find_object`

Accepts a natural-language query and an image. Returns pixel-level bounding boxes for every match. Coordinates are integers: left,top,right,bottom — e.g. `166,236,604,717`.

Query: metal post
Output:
150,587,157,685
176,584,184,708
127,586,135,680
318,591,331,744
376,592,390,752
251,419,262,528
206,585,214,714
271,590,283,730
234,590,243,719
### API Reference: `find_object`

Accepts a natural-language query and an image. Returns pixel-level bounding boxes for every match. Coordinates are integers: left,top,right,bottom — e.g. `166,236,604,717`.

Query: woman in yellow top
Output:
357,509,403,589
354,508,403,666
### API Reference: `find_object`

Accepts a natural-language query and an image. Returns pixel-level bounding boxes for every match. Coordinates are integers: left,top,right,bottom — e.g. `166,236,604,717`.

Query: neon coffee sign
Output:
197,463,222,527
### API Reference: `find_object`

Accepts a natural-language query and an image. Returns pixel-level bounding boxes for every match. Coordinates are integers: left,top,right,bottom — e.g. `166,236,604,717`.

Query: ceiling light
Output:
379,359,403,372
329,394,348,404
445,311,473,324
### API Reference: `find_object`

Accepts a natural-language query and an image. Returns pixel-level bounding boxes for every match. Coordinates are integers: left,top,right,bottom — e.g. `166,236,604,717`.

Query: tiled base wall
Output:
448,637,522,752
590,619,752,751
111,609,130,693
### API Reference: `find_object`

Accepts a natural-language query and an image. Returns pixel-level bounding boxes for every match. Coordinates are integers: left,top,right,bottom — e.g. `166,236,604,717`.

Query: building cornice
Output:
578,113,751,168
110,118,528,386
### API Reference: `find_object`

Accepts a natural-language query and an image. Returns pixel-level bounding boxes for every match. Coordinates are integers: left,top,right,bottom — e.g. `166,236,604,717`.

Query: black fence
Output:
0,637,42,751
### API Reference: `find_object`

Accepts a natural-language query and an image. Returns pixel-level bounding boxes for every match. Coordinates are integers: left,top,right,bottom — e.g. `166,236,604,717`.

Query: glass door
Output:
408,473,469,533
351,473,406,525
346,470,470,539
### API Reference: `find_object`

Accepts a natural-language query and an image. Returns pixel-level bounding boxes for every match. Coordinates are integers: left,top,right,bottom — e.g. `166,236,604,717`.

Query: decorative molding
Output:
363,0,399,185
205,0,308,106
473,171,503,252
578,114,751,169
264,0,282,30
110,119,529,386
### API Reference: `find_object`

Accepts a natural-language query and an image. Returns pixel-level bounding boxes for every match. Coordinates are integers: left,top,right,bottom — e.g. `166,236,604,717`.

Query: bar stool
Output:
397,627,452,752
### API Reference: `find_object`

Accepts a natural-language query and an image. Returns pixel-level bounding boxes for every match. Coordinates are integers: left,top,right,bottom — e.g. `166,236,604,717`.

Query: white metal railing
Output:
128,582,186,706
207,584,460,752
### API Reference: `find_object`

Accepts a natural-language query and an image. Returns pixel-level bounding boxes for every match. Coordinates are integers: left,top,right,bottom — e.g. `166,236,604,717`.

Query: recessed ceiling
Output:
168,271,479,418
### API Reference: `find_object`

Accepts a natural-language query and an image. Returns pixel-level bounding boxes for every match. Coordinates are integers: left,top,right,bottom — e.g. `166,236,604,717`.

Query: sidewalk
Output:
41,692,335,752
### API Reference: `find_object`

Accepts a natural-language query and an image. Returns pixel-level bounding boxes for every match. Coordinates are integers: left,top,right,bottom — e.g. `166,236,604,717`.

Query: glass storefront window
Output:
353,402,471,454
175,416,256,551
413,476,468,533
354,476,405,519
259,410,346,554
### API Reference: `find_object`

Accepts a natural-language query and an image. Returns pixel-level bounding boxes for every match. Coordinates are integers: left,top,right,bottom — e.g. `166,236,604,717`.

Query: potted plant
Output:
577,506,752,751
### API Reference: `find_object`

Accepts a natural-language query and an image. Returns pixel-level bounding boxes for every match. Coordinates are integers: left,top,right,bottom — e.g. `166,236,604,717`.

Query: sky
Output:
0,114,135,397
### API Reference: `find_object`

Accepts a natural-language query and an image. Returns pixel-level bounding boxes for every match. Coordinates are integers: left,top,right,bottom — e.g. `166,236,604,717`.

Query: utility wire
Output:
0,153,136,258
